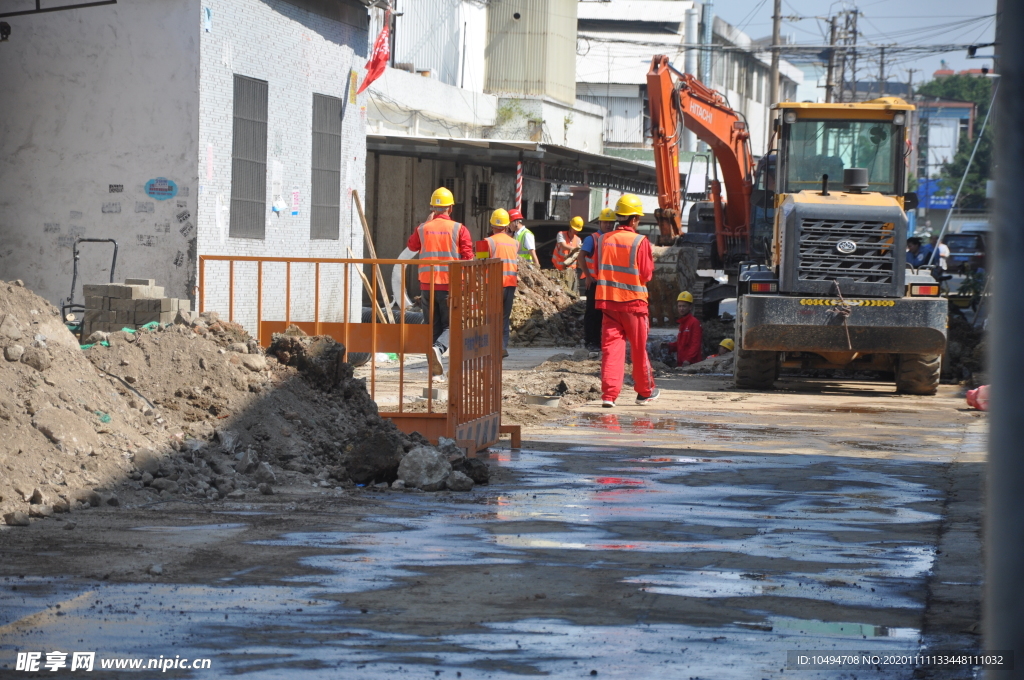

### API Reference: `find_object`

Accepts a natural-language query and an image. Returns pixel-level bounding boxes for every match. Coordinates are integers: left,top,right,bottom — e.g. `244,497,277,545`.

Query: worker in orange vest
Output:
552,216,584,296
593,194,659,406
579,208,617,351
476,209,520,357
406,186,474,376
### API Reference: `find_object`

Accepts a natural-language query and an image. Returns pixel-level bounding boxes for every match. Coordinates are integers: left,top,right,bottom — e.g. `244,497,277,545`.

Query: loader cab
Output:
750,154,776,261
775,99,911,200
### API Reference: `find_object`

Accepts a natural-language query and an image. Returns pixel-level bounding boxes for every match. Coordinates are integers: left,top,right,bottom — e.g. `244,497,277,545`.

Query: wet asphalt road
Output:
0,377,986,679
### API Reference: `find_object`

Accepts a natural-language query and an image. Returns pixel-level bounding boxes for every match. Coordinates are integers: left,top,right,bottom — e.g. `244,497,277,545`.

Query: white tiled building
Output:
0,0,370,330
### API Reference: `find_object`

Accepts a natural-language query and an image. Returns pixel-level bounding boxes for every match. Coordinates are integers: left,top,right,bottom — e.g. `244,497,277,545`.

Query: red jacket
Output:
667,313,703,365
594,226,654,313
406,213,475,291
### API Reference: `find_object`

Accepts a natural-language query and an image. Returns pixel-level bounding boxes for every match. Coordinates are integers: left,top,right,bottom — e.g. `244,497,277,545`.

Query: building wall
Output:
366,66,498,137
197,0,368,331
0,0,201,307
485,0,578,106
388,0,487,92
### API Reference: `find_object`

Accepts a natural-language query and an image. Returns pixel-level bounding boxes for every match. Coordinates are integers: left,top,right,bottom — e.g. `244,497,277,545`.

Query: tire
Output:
733,313,777,389
734,347,778,389
895,353,941,395
347,309,426,368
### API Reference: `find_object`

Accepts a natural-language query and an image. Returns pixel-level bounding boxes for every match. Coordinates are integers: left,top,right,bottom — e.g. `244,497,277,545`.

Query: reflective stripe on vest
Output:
417,218,461,285
593,229,648,302
485,233,519,287
551,231,581,270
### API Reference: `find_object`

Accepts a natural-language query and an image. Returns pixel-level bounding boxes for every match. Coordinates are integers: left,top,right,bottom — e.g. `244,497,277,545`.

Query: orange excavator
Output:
647,55,756,265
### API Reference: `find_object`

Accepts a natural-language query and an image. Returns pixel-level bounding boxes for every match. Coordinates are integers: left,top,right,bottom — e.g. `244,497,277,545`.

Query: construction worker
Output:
579,208,616,351
712,338,734,357
508,208,539,266
406,186,474,376
478,208,520,358
552,216,584,296
663,291,703,367
594,194,659,406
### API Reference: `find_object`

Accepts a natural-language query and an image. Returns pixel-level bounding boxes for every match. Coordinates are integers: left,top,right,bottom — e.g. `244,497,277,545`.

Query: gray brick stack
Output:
80,279,191,337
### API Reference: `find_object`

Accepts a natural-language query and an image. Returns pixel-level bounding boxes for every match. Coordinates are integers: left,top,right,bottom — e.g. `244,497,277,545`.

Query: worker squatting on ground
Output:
476,209,519,358
663,291,703,367
594,194,659,407
552,216,584,297
711,338,734,358
579,208,617,351
406,186,474,376
508,209,539,267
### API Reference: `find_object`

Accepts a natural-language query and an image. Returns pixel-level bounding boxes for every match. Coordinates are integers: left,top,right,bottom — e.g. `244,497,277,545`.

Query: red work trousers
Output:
600,309,655,402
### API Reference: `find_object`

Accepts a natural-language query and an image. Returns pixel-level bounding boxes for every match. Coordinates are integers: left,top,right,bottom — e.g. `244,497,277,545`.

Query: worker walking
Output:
406,187,474,376
552,216,584,296
594,194,659,406
508,208,539,267
580,208,616,351
478,209,520,358
663,291,703,367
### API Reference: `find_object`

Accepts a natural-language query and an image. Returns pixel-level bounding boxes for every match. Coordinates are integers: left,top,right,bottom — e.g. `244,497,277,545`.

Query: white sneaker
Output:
601,400,615,408
635,388,661,405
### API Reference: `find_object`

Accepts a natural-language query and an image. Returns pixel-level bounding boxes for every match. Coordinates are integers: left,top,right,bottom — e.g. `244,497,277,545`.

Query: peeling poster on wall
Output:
291,187,300,216
145,177,178,201
102,202,121,214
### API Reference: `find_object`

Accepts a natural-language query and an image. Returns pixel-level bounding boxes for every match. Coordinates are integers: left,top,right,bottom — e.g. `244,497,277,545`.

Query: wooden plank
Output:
352,190,395,323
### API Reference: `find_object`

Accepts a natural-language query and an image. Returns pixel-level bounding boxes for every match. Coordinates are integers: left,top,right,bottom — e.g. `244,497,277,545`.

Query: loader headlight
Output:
893,113,906,126
783,111,797,124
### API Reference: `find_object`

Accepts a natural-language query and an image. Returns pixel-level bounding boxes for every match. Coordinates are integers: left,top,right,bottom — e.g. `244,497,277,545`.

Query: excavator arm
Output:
647,55,755,260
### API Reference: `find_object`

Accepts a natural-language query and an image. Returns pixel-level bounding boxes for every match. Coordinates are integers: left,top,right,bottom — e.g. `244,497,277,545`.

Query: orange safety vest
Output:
484,232,519,287
416,217,462,286
593,229,648,303
552,231,582,270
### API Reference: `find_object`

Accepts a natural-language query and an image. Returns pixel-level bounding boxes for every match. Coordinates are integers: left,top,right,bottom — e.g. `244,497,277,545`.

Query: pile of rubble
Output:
509,262,585,347
946,310,985,385
0,281,488,527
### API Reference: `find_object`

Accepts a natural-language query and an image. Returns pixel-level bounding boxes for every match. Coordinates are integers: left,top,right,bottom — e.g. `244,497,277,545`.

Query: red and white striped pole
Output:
515,161,523,212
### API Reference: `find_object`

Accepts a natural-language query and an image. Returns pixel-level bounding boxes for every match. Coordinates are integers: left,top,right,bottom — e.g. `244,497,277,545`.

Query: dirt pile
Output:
1,282,489,526
510,263,585,347
675,353,734,375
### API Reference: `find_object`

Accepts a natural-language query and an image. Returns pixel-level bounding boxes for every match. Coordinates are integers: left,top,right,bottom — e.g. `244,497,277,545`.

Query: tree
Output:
915,75,994,210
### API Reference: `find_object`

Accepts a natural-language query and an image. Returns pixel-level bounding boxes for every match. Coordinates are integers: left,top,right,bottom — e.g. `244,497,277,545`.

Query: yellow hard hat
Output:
570,216,584,231
615,194,644,217
677,291,694,303
490,208,510,228
430,187,455,207
599,208,617,222
719,338,735,351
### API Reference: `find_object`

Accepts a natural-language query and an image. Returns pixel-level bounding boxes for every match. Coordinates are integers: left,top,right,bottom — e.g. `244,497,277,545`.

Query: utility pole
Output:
879,45,885,97
850,10,859,101
906,68,917,100
769,0,782,104
825,15,838,103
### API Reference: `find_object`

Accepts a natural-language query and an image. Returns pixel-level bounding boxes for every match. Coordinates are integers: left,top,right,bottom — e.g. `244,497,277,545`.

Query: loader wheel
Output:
734,348,778,389
895,353,941,395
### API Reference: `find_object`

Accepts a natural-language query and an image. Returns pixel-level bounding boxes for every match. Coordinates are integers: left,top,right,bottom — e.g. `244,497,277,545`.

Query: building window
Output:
311,93,343,240
229,75,269,239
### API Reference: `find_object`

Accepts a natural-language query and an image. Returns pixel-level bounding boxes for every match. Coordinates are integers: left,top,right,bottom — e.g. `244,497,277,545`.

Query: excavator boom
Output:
647,55,755,260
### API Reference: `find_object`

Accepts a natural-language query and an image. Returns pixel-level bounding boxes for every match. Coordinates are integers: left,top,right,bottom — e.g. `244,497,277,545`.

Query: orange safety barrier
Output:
196,255,520,454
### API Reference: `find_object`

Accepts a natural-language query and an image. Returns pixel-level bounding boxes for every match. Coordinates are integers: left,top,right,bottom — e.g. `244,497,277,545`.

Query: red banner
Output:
357,10,390,95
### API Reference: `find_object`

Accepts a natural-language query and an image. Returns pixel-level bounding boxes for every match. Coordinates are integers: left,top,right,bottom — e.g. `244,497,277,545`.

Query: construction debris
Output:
509,262,585,347
81,278,192,337
0,281,487,526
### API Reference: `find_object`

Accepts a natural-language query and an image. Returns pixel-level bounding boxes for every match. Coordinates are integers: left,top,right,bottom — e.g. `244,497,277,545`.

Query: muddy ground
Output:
0,346,986,679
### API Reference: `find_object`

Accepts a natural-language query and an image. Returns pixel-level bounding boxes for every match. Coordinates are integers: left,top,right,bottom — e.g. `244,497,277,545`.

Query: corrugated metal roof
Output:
366,134,658,194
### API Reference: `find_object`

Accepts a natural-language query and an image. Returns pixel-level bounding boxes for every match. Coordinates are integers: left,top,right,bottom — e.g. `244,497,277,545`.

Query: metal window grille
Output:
230,75,268,239
311,93,343,240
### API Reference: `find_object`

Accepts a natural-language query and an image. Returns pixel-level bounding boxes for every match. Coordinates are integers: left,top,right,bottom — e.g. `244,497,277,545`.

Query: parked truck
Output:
647,56,947,394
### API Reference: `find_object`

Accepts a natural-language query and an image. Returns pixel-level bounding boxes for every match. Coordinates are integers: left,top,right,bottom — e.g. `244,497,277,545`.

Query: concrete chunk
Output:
125,278,156,286
84,296,105,310
159,298,177,312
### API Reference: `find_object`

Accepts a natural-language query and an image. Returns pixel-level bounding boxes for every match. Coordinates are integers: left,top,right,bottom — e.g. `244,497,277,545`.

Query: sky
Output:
710,0,997,88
